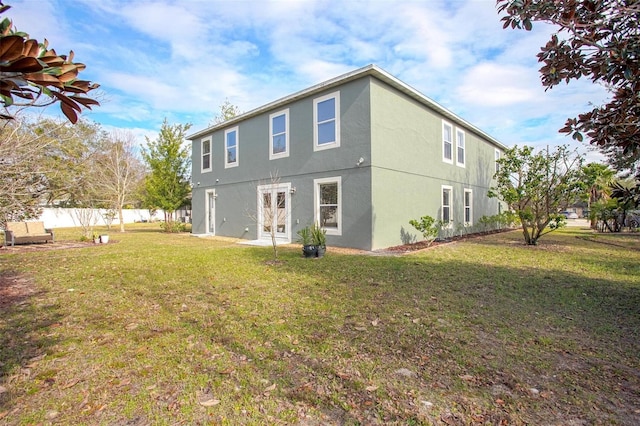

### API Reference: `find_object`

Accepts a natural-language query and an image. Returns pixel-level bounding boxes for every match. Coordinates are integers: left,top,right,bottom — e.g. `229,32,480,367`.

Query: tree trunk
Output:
118,205,125,232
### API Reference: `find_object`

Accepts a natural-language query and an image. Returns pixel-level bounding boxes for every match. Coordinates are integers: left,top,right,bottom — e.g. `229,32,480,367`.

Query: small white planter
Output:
100,235,109,243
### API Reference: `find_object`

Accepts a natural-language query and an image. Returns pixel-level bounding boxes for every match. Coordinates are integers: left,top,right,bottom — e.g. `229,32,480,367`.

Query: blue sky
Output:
8,0,607,160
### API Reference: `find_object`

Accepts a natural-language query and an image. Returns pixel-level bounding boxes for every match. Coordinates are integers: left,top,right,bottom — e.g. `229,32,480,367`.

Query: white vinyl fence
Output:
38,208,165,229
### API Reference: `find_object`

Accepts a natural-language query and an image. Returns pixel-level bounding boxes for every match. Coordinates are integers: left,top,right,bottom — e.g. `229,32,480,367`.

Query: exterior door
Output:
257,183,291,243
206,190,216,234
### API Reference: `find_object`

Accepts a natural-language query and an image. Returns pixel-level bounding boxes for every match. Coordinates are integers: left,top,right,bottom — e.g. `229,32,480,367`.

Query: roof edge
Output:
187,64,506,150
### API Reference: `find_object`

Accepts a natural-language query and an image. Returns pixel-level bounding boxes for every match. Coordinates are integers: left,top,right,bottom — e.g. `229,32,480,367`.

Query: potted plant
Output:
92,232,100,244
310,222,327,258
99,234,109,243
296,226,317,258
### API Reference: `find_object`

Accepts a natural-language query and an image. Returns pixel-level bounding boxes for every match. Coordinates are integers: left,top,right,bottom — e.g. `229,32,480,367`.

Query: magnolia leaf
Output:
0,35,24,61
23,72,64,88
1,56,43,73
58,70,79,83
70,95,100,108
60,101,79,123
23,39,40,57
51,91,82,111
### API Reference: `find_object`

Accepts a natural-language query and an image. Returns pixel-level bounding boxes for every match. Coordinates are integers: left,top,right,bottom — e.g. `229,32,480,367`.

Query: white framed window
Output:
442,185,453,226
269,109,289,160
314,176,342,235
201,137,212,172
313,91,340,151
464,189,473,225
495,149,501,174
442,121,453,164
456,129,465,167
224,127,238,168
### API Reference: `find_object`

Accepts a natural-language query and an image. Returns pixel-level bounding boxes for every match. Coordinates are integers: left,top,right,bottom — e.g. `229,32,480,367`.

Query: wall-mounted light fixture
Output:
290,187,297,194
196,182,200,186
356,157,365,166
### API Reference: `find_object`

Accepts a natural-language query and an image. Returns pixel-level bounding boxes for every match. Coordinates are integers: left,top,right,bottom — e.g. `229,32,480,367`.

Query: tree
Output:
40,119,104,206
580,162,615,228
142,119,191,231
0,118,50,225
497,0,640,173
0,2,99,122
0,117,107,231
489,145,584,245
209,98,241,126
92,130,145,232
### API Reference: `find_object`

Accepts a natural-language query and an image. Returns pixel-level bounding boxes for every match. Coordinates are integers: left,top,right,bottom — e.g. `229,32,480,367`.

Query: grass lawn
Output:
1,224,639,425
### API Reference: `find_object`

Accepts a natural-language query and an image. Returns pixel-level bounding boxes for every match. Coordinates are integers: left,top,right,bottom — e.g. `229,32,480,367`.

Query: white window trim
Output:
269,109,289,160
495,148,501,174
456,128,466,168
441,185,453,227
205,189,216,235
464,188,473,225
201,137,212,173
314,176,342,236
313,91,341,152
256,182,292,243
224,126,239,169
442,121,453,164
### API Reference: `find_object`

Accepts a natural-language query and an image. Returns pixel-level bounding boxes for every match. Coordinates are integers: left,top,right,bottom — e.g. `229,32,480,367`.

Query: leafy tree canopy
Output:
142,119,192,222
497,0,640,173
209,98,242,126
0,1,99,122
489,145,584,245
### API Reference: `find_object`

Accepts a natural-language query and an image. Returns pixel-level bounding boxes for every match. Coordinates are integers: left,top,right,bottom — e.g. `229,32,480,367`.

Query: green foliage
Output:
310,222,326,247
296,226,312,246
141,119,192,222
497,0,640,174
593,178,640,233
210,98,242,126
489,145,583,245
409,215,438,245
160,220,187,233
478,211,520,232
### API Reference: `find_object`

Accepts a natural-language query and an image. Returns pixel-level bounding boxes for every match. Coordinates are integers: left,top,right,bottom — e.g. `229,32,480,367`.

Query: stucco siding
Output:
369,77,503,248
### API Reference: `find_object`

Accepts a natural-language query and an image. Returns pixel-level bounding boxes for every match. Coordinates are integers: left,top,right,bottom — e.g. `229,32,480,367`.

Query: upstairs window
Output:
201,138,212,172
456,129,465,167
495,149,501,174
314,91,340,151
442,121,453,163
225,127,238,168
269,109,289,160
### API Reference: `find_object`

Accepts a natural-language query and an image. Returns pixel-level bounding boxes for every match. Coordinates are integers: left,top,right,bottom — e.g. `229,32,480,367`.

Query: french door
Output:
206,190,216,234
257,183,291,243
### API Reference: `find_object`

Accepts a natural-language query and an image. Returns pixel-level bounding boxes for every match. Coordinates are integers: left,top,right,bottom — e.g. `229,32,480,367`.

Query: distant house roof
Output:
187,64,507,150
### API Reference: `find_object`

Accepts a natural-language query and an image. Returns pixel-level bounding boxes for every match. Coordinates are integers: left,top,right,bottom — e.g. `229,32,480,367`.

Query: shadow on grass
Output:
234,244,640,424
0,270,62,410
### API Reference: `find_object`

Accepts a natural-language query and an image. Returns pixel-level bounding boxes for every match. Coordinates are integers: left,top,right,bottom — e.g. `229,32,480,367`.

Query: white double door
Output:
257,183,291,243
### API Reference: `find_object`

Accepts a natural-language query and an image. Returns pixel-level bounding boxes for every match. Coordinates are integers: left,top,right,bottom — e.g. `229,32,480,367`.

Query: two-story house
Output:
188,64,506,251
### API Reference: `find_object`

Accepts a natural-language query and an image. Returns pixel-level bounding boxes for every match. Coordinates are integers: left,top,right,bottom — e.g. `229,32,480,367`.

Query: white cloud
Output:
457,63,539,107
3,0,612,163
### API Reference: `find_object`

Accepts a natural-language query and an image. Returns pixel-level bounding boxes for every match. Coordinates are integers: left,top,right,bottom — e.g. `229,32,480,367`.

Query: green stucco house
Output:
188,65,506,250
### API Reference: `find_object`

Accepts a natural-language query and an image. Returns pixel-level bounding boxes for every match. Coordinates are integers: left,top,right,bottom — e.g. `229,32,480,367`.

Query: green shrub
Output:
409,215,438,246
